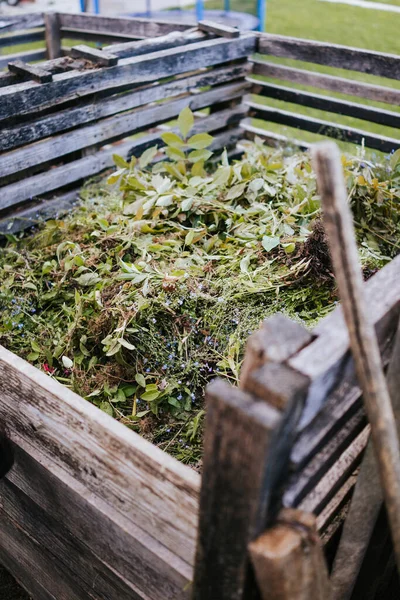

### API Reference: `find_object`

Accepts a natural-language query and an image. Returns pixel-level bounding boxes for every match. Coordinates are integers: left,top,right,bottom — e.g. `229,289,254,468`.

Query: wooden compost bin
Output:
0,11,400,600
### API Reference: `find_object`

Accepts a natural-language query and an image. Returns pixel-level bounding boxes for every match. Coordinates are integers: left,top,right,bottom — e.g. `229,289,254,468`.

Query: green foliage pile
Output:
1,109,400,465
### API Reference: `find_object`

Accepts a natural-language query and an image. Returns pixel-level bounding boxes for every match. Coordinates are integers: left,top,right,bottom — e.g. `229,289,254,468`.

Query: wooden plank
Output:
0,62,249,152
0,34,256,121
251,59,400,107
70,44,118,67
248,101,400,153
249,509,331,600
0,49,46,71
317,472,358,534
290,254,400,456
0,84,247,181
6,445,191,600
0,29,44,49
58,12,189,37
0,424,14,479
44,13,61,60
8,60,53,84
0,343,200,564
249,79,400,129
0,478,143,600
198,20,240,39
258,33,400,80
104,30,206,59
192,380,282,600
0,13,45,34
60,27,145,44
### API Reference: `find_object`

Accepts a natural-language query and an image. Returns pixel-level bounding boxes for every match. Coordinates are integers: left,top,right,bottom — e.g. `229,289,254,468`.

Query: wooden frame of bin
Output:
1,13,400,600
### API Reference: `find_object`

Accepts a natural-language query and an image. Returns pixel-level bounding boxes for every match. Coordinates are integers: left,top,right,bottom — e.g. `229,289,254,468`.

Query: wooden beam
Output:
0,50,46,71
70,44,118,67
60,27,145,44
258,33,400,80
0,13,45,33
104,30,206,59
8,60,53,84
198,20,240,39
44,12,61,60
249,509,331,600
58,12,189,37
251,59,400,107
0,29,45,49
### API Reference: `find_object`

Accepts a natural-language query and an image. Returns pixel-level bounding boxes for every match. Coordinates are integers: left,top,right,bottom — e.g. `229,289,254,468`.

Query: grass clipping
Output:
1,110,400,465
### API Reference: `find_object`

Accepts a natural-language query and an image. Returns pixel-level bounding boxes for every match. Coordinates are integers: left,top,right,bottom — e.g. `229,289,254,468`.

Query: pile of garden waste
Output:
1,108,400,466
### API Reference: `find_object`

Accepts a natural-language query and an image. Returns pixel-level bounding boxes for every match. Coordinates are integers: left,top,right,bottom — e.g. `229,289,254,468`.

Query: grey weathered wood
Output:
198,20,240,39
0,63,249,152
251,59,400,107
104,30,206,59
249,79,400,129
58,12,189,37
0,94,246,187
331,317,400,600
312,141,400,576
316,472,358,534
249,509,331,600
247,101,400,153
0,29,45,49
0,343,200,564
44,12,61,60
60,27,144,44
0,49,46,71
0,478,143,600
0,13,45,33
8,60,53,84
258,33,400,80
0,34,256,121
6,445,191,600
70,44,118,67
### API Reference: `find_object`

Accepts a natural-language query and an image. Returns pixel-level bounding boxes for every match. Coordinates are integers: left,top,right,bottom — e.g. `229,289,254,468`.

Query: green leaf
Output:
107,168,126,185
27,352,39,361
119,338,136,350
135,373,146,388
178,106,194,139
31,340,42,353
113,154,129,169
282,242,296,253
136,410,150,418
139,146,158,169
165,146,186,161
141,390,161,402
181,198,193,212
161,132,184,148
187,132,214,150
99,401,114,417
262,236,280,252
185,230,195,246
74,272,101,286
188,149,213,164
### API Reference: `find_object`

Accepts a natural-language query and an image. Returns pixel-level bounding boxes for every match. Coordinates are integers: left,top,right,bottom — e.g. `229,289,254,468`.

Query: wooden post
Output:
192,316,311,600
330,316,400,600
249,508,331,600
44,12,62,60
312,141,400,578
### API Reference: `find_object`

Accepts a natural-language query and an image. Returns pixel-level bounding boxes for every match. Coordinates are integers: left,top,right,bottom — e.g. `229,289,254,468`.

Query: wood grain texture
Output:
0,34,256,121
198,20,240,38
6,445,191,600
103,30,206,59
249,79,400,129
251,59,400,107
0,50,46,71
8,60,53,84
0,29,45,49
249,509,331,600
58,12,189,37
0,62,249,152
258,34,400,80
44,12,61,60
248,101,400,153
0,13,45,33
0,343,200,565
70,44,118,67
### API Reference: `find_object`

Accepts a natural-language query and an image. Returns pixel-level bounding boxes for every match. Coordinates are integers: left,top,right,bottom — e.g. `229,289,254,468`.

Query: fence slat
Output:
251,59,400,107
249,80,400,129
0,13,45,33
0,29,45,49
248,101,400,153
0,49,46,71
58,12,189,37
258,34,400,80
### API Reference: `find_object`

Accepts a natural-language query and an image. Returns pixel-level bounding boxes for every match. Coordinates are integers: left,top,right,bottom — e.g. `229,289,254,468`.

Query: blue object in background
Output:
196,0,204,20
80,0,100,14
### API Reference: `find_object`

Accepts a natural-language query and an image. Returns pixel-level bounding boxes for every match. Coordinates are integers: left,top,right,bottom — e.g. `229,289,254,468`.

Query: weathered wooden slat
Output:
0,84,247,181
104,30,206,59
249,79,400,129
198,20,240,39
258,33,400,80
290,253,400,459
251,59,400,107
241,121,311,150
8,60,53,84
0,29,44,49
0,34,256,121
44,13,61,60
6,445,191,600
0,343,200,565
0,13,45,34
0,49,46,71
317,472,358,534
248,101,400,153
0,478,143,600
58,12,189,37
0,62,249,152
70,44,118,67
60,27,145,44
